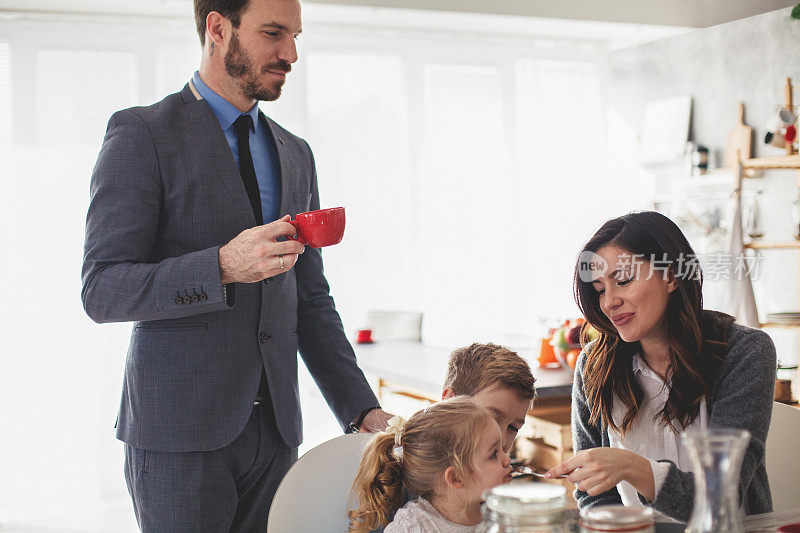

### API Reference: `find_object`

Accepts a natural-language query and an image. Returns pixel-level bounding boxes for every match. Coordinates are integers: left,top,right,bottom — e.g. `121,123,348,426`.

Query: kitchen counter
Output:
354,340,574,401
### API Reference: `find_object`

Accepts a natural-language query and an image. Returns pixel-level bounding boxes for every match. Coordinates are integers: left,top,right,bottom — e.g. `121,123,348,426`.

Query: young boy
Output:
441,342,537,453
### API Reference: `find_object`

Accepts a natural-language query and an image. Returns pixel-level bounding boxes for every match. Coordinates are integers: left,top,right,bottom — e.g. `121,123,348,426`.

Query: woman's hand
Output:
545,447,655,501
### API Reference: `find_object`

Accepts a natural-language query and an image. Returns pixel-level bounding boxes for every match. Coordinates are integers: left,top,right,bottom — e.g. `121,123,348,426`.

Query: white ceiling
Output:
0,0,795,28
300,4,691,50
307,0,798,28
0,0,793,52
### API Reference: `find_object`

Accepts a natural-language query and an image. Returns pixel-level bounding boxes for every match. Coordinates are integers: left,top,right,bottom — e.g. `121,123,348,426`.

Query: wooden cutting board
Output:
724,102,753,167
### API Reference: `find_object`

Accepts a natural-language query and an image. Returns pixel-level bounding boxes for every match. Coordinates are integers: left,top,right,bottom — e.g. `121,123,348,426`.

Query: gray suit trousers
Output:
124,403,296,532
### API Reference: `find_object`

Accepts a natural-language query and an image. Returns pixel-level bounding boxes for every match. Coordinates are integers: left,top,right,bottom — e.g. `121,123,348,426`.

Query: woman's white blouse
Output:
607,353,708,507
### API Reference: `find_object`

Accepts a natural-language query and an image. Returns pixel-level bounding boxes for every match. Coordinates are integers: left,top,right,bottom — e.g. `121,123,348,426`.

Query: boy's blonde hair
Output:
347,397,494,532
444,342,536,401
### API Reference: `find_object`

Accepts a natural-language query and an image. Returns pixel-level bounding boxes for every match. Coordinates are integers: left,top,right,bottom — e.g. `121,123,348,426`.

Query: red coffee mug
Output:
288,207,346,248
356,329,373,344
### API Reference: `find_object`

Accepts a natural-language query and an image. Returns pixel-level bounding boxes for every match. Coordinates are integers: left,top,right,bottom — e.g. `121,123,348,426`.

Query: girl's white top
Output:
385,497,478,533
608,353,707,507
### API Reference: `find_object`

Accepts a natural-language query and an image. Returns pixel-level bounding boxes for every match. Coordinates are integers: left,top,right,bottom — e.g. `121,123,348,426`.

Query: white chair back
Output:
269,433,373,532
365,310,423,342
764,401,800,511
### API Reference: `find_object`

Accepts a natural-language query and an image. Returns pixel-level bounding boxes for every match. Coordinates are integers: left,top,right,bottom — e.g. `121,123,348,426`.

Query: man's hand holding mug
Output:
219,207,347,284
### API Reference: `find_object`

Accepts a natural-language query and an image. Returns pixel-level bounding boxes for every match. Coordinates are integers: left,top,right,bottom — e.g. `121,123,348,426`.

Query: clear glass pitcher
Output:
682,428,750,533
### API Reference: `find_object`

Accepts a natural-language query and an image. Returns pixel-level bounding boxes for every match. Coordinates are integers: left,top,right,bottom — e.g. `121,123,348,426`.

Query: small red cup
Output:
785,124,797,143
356,329,373,344
288,207,346,248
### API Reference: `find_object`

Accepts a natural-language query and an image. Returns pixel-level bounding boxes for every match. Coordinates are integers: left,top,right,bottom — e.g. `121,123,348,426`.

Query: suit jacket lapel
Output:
182,81,257,227
262,112,291,218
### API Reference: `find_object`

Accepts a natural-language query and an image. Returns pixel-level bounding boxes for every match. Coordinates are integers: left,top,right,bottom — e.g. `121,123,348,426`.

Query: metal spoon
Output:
511,465,567,479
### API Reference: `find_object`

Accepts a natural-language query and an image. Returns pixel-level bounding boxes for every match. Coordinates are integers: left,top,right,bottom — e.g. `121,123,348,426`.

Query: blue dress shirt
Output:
192,71,281,224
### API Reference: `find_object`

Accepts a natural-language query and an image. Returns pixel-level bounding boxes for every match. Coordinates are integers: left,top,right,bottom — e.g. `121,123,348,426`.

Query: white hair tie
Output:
385,415,407,447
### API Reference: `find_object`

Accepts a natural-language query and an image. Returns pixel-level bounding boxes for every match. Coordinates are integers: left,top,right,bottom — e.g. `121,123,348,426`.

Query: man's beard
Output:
224,30,291,102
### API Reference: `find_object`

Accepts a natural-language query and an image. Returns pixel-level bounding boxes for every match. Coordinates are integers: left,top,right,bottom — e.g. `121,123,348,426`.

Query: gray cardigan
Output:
571,318,776,522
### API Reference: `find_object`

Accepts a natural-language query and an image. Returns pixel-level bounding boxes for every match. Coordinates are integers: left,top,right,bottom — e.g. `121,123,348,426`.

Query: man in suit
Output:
81,0,391,529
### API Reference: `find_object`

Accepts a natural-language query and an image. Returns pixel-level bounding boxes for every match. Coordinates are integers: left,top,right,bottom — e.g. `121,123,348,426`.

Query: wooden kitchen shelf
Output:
742,155,800,171
744,241,800,250
760,322,800,329
735,82,800,408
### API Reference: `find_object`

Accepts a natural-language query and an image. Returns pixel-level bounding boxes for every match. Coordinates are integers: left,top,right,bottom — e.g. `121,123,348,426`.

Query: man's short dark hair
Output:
194,0,251,45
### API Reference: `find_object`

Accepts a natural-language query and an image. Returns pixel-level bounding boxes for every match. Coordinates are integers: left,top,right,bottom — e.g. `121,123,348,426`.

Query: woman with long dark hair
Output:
546,211,775,521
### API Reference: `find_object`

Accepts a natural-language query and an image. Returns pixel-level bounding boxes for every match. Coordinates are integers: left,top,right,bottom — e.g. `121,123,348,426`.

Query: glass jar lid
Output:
483,483,566,516
579,505,654,530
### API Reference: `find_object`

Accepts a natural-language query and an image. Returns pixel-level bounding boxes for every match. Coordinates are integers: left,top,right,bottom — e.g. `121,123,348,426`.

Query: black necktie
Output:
233,115,269,404
235,114,270,403
233,114,263,225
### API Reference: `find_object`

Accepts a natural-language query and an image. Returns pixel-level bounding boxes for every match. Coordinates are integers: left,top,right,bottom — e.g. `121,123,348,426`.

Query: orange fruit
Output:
566,349,581,370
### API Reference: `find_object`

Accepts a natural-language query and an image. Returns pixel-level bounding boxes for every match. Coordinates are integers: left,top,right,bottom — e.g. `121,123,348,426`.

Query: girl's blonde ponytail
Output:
347,432,403,532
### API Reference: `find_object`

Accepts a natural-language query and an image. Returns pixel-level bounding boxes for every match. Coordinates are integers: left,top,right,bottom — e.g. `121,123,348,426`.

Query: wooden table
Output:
560,508,800,532
744,508,800,532
353,339,574,402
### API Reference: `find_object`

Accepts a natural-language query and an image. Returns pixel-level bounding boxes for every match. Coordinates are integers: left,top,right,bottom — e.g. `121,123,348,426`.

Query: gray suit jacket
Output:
82,82,379,452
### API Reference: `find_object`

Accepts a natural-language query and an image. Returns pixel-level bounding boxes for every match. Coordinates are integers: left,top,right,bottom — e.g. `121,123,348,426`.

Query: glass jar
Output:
690,144,709,175
477,484,569,533
743,192,763,240
776,363,798,403
579,505,654,533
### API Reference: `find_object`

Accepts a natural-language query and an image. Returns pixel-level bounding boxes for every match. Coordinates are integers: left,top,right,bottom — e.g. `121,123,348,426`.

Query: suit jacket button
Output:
259,332,270,343
263,279,272,285
182,296,191,305
199,292,207,301
191,294,199,303
175,297,183,305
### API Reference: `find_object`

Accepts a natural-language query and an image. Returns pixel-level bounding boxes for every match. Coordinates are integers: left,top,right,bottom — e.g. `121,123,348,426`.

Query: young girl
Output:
348,396,513,532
